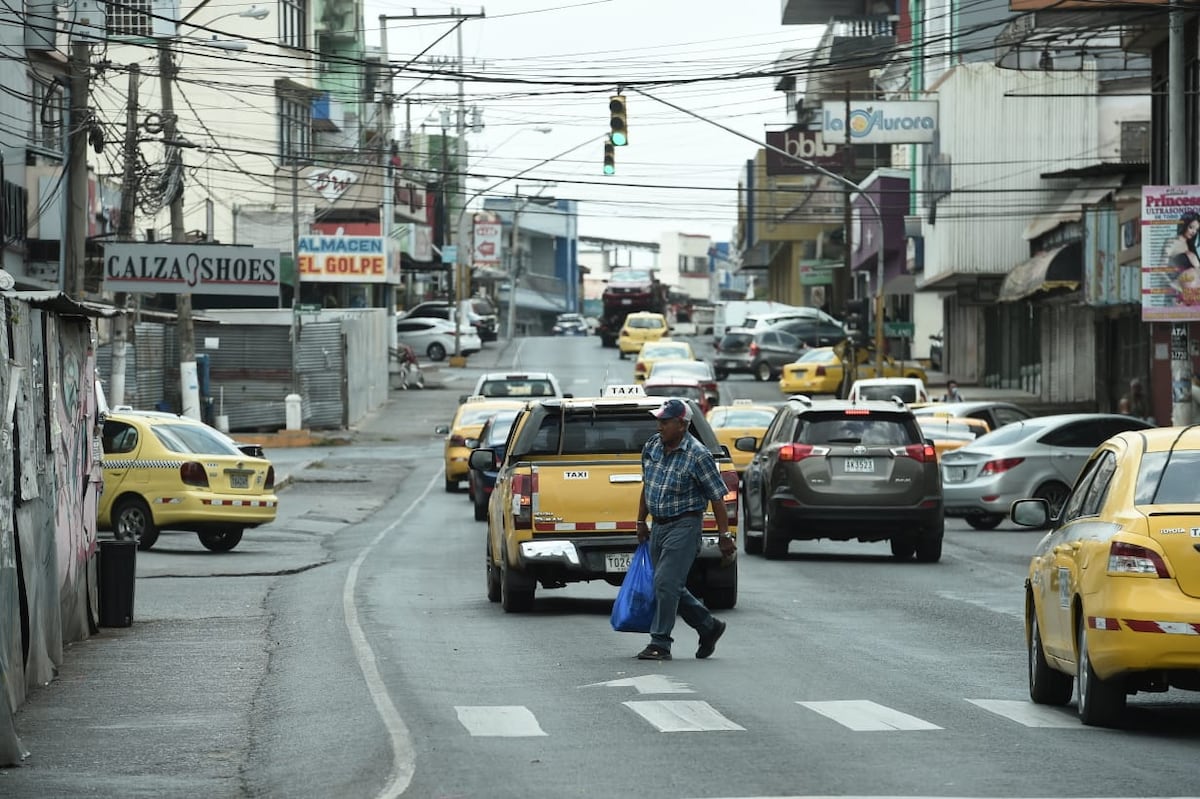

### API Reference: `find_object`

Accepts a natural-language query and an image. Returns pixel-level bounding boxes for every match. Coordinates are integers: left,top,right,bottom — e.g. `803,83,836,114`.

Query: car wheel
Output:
704,565,738,610
473,492,488,522
890,535,916,560
762,497,788,560
754,361,772,382
198,528,244,552
1033,481,1071,524
618,350,627,360
500,553,535,613
445,477,458,493
427,342,447,361
486,540,501,603
1077,621,1126,726
966,514,1004,530
114,496,159,551
915,516,944,563
1028,607,1073,705
714,369,728,381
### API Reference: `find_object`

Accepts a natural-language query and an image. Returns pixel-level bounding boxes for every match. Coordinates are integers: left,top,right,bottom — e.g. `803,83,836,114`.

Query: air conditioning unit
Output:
71,0,108,41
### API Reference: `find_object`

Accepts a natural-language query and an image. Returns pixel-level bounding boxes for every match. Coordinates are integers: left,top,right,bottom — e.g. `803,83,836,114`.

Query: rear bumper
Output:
1075,582,1200,679
766,496,942,540
514,532,732,582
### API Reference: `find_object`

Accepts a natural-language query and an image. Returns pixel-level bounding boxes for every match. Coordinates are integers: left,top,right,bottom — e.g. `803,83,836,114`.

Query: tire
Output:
444,477,458,493
114,496,159,551
486,540,501,603
198,528,243,552
704,566,738,610
1033,481,1071,524
1077,621,1126,726
966,514,1004,531
500,553,535,612
890,535,916,560
473,492,488,522
714,369,729,381
618,350,627,360
1028,608,1073,705
915,516,944,563
427,342,447,361
754,361,772,382
762,497,788,560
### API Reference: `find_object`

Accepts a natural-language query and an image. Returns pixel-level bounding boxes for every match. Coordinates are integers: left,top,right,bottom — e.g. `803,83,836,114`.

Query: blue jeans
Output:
648,514,717,651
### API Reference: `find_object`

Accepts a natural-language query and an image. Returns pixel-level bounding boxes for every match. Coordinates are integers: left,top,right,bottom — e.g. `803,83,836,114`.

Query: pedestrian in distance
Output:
634,398,736,661
941,379,965,403
1119,377,1155,425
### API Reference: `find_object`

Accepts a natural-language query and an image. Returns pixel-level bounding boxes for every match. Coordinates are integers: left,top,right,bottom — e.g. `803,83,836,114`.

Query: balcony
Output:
805,15,898,98
314,0,360,41
782,0,885,26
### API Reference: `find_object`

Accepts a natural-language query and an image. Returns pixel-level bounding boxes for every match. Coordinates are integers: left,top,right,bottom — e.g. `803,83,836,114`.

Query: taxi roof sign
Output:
732,399,753,406
465,395,489,402
601,383,646,397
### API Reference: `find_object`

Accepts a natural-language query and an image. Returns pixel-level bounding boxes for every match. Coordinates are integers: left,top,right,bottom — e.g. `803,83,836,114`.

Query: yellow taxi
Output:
778,347,927,395
1012,426,1200,727
916,415,990,459
97,410,278,552
633,339,694,382
436,396,527,493
617,311,669,358
705,400,776,476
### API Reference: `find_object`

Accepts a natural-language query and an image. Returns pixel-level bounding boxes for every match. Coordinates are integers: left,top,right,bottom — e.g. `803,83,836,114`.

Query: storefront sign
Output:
1140,185,1200,322
764,126,843,175
305,168,358,203
472,219,503,269
102,243,279,296
297,235,386,283
821,101,938,145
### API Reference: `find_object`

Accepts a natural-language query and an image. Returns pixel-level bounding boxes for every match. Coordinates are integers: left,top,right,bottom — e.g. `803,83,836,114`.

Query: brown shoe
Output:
635,644,672,661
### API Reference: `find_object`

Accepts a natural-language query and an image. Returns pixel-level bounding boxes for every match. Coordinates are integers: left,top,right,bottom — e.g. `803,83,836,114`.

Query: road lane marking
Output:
796,700,942,731
455,706,547,737
966,698,1087,728
582,674,695,694
623,700,745,732
344,470,443,799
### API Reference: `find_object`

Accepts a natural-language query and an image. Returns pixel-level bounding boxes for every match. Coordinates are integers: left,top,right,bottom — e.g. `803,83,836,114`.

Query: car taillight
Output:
779,444,829,462
702,382,718,393
1108,541,1169,577
635,361,645,373
180,461,209,487
721,469,739,527
891,443,937,462
264,466,275,490
450,434,467,447
815,365,826,376
749,342,760,356
511,473,533,529
980,457,1024,475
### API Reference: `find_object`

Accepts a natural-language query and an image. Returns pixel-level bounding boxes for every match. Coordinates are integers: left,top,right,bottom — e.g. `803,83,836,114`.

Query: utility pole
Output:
452,8,467,360
64,39,91,299
1168,8,1192,427
505,187,522,341
159,40,200,420
111,63,140,407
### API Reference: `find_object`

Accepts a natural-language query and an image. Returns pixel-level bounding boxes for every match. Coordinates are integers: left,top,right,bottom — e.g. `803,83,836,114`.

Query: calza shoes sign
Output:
103,243,280,296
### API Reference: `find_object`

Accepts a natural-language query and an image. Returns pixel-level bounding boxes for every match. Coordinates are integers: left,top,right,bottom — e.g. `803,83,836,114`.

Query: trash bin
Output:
98,539,137,627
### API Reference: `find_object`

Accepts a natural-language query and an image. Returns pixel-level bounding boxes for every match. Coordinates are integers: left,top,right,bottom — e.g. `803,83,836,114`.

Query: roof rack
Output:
891,396,907,409
788,394,812,406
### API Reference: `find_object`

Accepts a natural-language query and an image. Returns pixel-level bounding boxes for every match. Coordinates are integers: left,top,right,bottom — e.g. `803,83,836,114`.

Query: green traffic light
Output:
610,132,627,146
603,164,615,175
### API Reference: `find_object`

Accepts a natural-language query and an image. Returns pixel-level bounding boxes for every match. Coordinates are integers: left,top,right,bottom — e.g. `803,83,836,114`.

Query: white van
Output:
712,301,801,340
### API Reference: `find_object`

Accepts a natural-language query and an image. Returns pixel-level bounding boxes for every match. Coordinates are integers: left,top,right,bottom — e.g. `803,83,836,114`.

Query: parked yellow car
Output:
617,311,668,358
778,347,927,396
98,410,278,552
436,397,527,493
916,415,990,459
706,400,777,475
1013,425,1200,727
633,339,694,382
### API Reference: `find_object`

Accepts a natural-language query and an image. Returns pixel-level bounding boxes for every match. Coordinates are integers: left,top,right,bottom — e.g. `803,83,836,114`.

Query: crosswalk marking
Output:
454,706,547,737
797,700,942,731
623,700,745,732
966,698,1085,728
583,674,695,694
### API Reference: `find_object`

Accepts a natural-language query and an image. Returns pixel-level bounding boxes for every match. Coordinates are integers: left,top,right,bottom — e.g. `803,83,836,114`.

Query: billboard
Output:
297,235,388,283
764,126,843,175
821,101,938,145
102,243,279,296
472,217,503,269
1140,185,1200,322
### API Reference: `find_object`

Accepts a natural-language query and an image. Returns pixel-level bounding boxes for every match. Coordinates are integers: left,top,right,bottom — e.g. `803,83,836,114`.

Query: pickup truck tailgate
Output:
530,459,642,532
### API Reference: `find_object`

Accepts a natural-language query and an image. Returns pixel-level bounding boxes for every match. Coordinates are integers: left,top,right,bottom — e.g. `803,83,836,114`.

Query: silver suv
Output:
739,397,944,562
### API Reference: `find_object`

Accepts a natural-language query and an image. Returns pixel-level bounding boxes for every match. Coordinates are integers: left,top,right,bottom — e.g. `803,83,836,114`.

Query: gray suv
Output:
712,327,806,381
738,397,944,562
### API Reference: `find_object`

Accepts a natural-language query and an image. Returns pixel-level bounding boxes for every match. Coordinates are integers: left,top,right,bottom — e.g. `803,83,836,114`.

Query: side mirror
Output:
468,448,497,471
733,435,759,453
1010,498,1050,528
435,424,450,435
923,437,935,448
458,394,470,404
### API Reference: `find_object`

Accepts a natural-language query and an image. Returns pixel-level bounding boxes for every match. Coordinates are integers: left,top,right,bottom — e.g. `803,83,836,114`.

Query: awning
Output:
998,241,1082,303
883,273,916,295
737,242,771,271
1022,176,1121,241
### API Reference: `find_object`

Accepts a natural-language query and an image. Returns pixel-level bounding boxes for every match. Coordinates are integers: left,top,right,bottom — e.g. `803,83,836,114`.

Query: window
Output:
102,421,138,454
107,0,152,37
278,91,311,163
280,0,307,49
991,407,1029,428
1135,451,1200,505
30,76,64,153
1079,452,1118,517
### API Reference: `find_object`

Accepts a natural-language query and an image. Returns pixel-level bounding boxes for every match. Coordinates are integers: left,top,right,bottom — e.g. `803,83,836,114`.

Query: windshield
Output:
796,413,914,446
152,423,243,456
799,349,837,363
918,419,983,441
650,362,710,380
857,385,918,403
711,409,775,428
641,343,689,359
478,379,556,398
1135,450,1200,504
644,384,704,402
626,316,664,330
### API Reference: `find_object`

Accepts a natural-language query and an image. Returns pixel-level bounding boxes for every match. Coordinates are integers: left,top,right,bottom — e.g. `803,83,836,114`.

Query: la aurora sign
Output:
821,101,938,144
103,243,279,295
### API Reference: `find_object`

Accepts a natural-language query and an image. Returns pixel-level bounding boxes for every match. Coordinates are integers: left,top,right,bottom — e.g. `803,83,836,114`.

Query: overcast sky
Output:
365,0,821,245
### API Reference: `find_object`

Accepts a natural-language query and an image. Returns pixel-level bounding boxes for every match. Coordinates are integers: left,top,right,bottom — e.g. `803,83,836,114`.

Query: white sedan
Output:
396,317,481,361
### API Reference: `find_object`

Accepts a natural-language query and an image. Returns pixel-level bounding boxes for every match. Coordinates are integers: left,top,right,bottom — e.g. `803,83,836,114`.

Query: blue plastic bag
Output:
610,542,656,633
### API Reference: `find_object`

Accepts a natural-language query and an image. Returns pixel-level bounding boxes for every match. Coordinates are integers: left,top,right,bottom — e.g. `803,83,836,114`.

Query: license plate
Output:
843,458,875,474
947,467,969,483
621,298,632,305
605,552,633,573
229,472,250,489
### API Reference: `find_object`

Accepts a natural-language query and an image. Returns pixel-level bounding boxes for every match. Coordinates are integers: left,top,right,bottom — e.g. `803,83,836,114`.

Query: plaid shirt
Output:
641,431,727,519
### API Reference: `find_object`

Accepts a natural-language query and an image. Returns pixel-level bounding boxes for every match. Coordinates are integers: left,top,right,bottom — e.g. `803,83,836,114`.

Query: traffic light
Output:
844,297,870,344
603,140,616,175
609,94,628,146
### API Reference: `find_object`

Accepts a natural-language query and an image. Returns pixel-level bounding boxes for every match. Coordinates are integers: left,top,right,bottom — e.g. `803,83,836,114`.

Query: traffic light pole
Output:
630,88,888,375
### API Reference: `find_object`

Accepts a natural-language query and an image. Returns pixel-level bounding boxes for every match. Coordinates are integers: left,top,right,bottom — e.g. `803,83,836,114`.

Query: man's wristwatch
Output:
719,532,733,540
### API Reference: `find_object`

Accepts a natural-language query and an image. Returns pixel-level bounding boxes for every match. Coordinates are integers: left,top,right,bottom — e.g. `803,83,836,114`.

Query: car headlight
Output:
519,540,580,565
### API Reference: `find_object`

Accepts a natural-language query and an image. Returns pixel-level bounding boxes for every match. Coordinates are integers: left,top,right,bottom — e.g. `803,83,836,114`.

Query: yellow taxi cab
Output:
470,384,740,612
617,311,669,359
705,399,776,476
633,339,694,382
97,409,278,552
436,396,527,493
1012,426,1200,727
778,346,927,395
916,415,990,459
